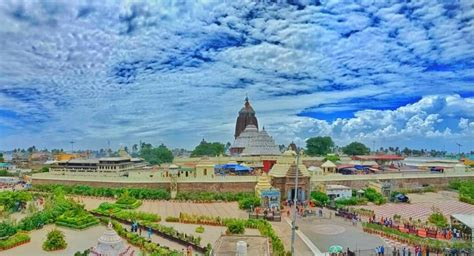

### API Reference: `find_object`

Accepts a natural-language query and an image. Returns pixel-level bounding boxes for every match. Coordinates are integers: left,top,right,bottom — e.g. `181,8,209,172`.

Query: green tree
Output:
310,191,329,205
42,229,67,251
0,153,4,162
191,140,225,157
324,154,340,162
428,212,448,228
342,142,370,156
305,136,334,156
140,144,174,165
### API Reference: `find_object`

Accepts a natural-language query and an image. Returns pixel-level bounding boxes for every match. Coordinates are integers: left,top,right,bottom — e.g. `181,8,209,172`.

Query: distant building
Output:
325,184,352,201
49,157,146,176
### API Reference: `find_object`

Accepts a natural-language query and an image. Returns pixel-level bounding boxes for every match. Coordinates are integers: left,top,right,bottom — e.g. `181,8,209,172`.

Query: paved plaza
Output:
355,191,474,221
76,196,248,219
296,212,389,254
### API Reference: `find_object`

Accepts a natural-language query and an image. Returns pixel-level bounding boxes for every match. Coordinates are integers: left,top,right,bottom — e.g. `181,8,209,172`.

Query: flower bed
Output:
0,232,30,251
56,209,99,230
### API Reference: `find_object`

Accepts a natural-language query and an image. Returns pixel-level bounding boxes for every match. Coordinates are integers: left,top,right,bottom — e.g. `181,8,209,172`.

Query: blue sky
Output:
0,0,473,152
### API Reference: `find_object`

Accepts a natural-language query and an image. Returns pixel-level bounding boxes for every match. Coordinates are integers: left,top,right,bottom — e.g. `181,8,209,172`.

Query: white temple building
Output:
230,125,281,156
91,222,133,256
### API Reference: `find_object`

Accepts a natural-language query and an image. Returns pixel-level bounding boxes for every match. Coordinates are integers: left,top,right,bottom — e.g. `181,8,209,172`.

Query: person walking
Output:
402,247,406,256
380,245,385,256
147,226,152,240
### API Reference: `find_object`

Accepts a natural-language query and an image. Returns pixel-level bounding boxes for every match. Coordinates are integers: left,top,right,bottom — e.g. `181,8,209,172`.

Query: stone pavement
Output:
296,209,389,254
76,196,248,219
270,218,314,256
354,191,474,221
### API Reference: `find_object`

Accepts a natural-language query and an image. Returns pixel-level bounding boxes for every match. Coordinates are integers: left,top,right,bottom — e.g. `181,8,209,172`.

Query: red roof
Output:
352,155,404,161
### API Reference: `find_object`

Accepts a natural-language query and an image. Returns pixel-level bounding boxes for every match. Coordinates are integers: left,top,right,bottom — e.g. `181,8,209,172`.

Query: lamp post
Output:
290,149,300,255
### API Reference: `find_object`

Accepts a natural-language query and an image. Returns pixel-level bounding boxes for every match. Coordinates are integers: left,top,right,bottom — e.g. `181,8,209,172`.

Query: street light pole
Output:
290,149,300,255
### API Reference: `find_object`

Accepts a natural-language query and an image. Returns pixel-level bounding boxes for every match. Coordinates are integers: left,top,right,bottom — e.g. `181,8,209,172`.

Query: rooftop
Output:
451,214,474,229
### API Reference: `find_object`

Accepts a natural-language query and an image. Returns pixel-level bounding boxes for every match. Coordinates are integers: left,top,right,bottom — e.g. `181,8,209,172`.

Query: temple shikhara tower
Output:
230,97,280,156
234,96,259,138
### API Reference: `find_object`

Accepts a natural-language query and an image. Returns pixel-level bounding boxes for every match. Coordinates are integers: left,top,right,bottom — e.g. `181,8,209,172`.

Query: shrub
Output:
0,221,17,238
428,212,448,228
165,216,179,222
195,225,205,233
0,191,32,212
226,220,245,234
238,196,261,210
0,232,30,250
364,188,386,205
310,191,329,205
42,229,67,251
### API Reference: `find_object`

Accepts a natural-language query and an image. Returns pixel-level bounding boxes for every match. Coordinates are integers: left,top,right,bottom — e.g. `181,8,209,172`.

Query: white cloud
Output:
0,1,473,151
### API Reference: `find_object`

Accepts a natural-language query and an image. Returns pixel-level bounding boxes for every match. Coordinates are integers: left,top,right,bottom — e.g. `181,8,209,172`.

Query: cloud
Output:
0,0,473,151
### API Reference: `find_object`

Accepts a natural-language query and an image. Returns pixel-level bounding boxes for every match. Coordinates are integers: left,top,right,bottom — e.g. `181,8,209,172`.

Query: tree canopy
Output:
342,142,370,156
305,136,334,156
139,143,174,165
191,140,225,157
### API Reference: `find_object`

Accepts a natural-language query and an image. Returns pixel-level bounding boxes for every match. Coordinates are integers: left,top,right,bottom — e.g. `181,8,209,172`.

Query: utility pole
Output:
456,143,462,156
290,149,300,255
69,141,74,153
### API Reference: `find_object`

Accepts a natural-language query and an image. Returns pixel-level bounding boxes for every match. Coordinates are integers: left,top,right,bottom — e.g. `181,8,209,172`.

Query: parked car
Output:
391,193,409,203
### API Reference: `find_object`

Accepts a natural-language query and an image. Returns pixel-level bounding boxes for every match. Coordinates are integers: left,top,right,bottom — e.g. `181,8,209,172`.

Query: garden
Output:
171,212,287,255
449,179,474,204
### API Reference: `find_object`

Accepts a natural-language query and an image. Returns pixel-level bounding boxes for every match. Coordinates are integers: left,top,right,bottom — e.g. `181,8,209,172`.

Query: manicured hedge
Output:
175,191,254,202
93,202,161,222
32,184,171,200
56,209,99,230
0,232,30,251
